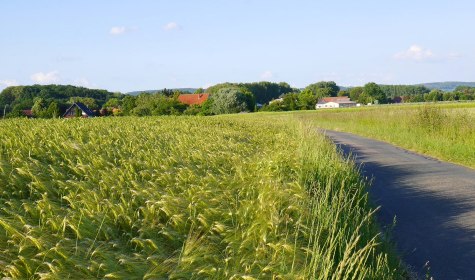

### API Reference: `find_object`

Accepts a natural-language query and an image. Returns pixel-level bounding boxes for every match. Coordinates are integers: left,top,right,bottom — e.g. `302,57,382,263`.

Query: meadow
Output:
295,103,475,169
0,116,404,279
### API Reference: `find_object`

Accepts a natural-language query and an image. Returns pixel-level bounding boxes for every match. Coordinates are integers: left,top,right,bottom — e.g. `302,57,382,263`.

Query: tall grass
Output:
295,103,475,168
0,116,404,279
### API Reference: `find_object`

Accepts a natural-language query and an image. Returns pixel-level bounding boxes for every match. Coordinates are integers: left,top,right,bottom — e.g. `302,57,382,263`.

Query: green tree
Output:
211,87,255,114
424,89,444,102
349,87,364,102
304,81,339,99
357,93,372,104
338,90,349,97
46,101,60,118
298,89,318,110
70,97,98,110
102,98,120,109
121,96,136,115
363,83,387,104
31,98,46,117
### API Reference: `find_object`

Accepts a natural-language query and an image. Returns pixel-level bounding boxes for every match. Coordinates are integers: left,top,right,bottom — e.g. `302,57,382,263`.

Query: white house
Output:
316,97,357,109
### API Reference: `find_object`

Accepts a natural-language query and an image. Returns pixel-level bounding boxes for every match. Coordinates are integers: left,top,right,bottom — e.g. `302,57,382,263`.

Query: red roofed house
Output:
178,94,209,106
316,97,357,109
22,109,33,118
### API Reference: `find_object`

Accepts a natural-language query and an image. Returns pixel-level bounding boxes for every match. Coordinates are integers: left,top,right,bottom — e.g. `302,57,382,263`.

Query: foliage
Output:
420,82,475,92
207,82,294,104
102,98,121,109
131,93,187,116
0,85,119,118
379,85,430,99
0,115,405,279
349,87,364,103
70,97,99,110
210,87,255,114
363,82,387,104
261,93,299,112
424,89,444,102
298,89,318,109
304,81,340,99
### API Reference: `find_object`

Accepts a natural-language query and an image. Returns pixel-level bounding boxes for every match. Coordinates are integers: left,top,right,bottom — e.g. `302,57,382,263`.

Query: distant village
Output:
1,81,474,118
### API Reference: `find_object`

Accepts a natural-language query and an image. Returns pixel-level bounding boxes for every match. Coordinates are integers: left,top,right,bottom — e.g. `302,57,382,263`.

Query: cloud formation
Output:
0,79,18,88
163,22,181,31
31,71,61,84
260,70,273,80
73,78,91,88
394,45,435,61
110,26,127,35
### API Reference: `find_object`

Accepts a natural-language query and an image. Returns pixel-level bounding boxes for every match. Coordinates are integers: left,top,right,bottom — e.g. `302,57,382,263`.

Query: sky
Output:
1,0,474,93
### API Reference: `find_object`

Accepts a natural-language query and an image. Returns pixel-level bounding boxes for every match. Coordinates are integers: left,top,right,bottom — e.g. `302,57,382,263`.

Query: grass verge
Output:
293,103,475,169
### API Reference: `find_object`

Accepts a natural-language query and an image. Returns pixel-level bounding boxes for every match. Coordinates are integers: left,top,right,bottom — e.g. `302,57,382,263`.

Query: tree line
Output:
1,82,474,118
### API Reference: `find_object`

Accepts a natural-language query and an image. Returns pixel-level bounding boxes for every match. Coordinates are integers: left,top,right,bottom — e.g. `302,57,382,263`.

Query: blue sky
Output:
1,0,474,92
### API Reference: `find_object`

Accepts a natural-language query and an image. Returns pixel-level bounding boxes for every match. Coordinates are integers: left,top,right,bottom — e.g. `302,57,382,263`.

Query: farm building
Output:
316,97,358,109
63,102,95,118
178,94,209,106
21,109,33,118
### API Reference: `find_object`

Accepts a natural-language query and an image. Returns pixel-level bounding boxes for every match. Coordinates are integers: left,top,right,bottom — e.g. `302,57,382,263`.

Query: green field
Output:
0,116,404,279
295,103,475,169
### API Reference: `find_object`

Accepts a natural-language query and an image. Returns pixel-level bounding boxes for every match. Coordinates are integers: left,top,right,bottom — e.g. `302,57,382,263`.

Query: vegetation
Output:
2,81,475,118
210,87,255,114
206,82,294,104
0,85,119,117
297,103,475,168
419,82,475,92
0,115,404,279
379,85,430,99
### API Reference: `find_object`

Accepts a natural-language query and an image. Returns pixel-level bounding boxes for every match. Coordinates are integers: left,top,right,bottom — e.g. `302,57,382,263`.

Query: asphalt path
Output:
324,130,475,280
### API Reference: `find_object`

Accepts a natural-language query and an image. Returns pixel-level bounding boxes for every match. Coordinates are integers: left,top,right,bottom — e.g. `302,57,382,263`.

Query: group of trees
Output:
376,84,475,103
262,82,389,111
1,81,475,118
206,81,293,104
0,85,120,118
0,84,259,118
398,86,475,102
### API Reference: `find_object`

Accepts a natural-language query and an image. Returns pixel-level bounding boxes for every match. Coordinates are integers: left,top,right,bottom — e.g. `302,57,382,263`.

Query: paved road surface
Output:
324,130,475,280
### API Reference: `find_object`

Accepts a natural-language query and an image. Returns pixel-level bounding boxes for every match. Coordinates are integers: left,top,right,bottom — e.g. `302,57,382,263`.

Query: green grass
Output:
0,116,404,279
294,103,475,169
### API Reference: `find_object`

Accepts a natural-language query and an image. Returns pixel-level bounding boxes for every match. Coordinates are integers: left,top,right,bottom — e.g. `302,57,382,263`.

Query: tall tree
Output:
211,87,255,114
363,82,387,104
304,81,339,99
46,101,60,118
349,87,364,102
298,89,318,110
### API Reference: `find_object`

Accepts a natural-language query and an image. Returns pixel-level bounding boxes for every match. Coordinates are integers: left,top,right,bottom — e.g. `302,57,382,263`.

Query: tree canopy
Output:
303,81,340,99
363,83,387,104
207,82,294,104
210,87,255,114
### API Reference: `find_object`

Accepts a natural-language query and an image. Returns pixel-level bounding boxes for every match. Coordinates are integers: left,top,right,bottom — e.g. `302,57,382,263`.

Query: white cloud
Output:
202,83,215,89
260,70,273,80
0,79,18,88
110,26,127,35
31,71,61,84
448,52,462,60
394,45,435,61
163,22,181,31
73,78,91,88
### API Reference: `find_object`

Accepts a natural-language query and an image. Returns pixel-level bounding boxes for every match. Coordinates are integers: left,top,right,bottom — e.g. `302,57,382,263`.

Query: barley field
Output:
0,116,404,279
296,103,475,169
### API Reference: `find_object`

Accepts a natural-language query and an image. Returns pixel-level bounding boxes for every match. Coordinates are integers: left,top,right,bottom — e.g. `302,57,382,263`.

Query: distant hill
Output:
127,88,197,96
417,82,475,92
